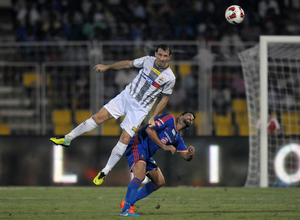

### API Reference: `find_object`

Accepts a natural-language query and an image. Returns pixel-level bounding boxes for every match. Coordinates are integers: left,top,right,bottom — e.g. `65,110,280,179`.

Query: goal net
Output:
238,36,300,187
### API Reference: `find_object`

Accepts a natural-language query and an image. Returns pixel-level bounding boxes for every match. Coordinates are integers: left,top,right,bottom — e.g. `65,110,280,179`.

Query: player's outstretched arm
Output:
148,95,170,127
180,146,195,162
145,127,176,154
93,60,133,73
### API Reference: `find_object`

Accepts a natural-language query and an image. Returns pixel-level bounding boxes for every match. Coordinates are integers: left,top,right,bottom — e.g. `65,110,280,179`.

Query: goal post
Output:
260,36,300,187
239,36,300,188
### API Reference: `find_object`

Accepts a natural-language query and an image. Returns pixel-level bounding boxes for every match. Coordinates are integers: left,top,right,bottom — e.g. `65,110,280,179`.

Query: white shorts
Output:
104,90,148,137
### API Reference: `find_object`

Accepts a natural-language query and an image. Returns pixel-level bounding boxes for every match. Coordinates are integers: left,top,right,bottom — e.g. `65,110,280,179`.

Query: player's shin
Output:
66,117,97,140
102,141,127,175
136,181,159,202
122,178,142,212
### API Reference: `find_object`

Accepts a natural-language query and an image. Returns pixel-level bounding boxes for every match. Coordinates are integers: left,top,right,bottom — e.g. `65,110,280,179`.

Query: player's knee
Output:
135,174,146,182
156,177,165,188
92,113,103,124
92,108,112,124
119,131,132,144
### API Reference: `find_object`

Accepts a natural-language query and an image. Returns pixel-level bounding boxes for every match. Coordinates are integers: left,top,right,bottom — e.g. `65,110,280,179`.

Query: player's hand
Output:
148,118,156,128
187,146,195,156
166,145,176,155
93,64,108,73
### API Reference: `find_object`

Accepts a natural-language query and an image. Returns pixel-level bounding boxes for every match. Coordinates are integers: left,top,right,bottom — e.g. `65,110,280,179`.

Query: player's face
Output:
182,113,194,127
155,48,171,68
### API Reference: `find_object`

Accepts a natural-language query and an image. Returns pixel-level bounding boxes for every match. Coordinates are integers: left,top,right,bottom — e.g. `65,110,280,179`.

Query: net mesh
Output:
239,42,300,187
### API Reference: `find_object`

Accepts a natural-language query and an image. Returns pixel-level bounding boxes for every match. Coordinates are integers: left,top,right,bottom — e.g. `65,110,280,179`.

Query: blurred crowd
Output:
12,0,297,43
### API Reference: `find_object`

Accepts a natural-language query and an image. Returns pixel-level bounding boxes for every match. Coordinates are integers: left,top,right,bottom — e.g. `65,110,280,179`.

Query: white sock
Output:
102,141,128,175
65,117,97,141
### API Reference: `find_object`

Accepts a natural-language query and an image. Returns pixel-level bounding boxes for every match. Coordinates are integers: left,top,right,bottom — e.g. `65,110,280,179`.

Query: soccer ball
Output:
225,5,245,25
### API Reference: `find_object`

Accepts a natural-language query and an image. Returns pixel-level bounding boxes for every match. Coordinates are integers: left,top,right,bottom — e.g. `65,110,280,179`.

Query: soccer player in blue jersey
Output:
119,111,196,217
50,44,176,186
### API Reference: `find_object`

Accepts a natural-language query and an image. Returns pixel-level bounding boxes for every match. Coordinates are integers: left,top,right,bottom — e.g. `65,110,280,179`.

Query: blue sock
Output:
136,181,159,202
122,178,142,212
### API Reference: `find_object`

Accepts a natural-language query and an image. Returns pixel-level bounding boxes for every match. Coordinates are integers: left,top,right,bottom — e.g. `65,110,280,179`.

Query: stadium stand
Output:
0,0,297,136
51,109,73,135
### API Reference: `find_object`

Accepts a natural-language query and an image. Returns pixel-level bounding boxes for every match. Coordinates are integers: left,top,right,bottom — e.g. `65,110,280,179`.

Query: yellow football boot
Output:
93,172,106,185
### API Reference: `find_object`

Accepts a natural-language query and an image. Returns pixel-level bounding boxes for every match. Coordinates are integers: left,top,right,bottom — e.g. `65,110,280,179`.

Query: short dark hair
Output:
180,111,196,119
155,44,172,55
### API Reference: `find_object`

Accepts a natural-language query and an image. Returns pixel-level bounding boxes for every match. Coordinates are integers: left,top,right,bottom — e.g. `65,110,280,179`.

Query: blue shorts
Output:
125,136,158,173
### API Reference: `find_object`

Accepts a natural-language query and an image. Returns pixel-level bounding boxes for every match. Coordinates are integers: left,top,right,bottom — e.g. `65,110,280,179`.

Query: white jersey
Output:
125,55,176,111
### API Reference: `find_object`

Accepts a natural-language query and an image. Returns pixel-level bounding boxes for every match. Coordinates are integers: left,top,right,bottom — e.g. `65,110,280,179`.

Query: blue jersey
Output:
125,113,188,172
140,113,188,156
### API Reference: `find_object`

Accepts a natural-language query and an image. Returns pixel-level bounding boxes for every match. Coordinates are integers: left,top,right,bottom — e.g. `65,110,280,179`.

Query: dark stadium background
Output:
0,1,298,186
0,136,248,186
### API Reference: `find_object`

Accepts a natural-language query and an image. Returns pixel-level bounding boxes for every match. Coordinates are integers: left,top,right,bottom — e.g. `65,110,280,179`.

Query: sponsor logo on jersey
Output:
131,126,138,132
142,72,161,88
151,67,161,75
161,137,168,144
172,129,176,135
140,155,145,159
158,77,164,84
164,131,172,142
155,121,161,126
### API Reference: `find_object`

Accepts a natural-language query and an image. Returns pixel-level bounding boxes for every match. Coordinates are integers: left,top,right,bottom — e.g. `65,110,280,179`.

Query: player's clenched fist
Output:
187,146,195,155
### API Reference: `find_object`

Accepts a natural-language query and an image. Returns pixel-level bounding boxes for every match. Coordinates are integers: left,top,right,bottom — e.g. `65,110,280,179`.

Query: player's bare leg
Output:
147,168,165,188
92,107,114,124
50,107,113,147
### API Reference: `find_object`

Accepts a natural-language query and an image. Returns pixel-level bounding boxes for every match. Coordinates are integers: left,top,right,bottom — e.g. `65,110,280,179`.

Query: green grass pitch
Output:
0,187,299,219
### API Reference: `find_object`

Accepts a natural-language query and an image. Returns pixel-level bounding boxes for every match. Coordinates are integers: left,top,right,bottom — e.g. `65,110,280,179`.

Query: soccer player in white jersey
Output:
50,44,176,185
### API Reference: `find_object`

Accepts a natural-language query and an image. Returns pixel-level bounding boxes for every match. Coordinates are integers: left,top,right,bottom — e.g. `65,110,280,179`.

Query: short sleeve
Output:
174,135,188,152
162,78,176,95
153,113,174,131
133,56,149,68
153,118,168,131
